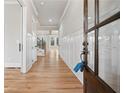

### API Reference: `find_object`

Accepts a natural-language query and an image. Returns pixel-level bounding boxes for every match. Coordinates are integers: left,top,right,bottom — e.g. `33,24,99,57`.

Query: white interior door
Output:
4,0,22,68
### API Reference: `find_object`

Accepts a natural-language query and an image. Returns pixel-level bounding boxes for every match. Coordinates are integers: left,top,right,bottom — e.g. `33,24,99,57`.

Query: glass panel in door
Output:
87,31,95,71
88,0,95,29
99,0,120,22
98,19,120,93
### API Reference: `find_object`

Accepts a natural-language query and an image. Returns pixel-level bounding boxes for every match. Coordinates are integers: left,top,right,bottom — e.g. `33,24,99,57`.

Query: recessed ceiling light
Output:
88,17,91,19
40,2,44,5
49,19,52,22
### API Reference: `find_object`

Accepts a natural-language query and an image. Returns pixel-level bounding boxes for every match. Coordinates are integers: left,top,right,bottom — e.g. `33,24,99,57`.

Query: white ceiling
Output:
33,0,68,26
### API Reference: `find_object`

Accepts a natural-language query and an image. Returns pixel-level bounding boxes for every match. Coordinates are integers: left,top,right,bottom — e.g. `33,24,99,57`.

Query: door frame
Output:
18,0,23,70
17,0,27,73
83,0,120,93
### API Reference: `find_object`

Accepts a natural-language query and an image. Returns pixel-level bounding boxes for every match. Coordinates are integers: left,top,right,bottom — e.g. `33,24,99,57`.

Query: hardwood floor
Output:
5,48,83,93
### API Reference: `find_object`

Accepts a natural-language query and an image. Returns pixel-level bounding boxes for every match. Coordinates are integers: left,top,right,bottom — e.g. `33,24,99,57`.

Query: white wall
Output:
4,4,22,67
59,0,84,84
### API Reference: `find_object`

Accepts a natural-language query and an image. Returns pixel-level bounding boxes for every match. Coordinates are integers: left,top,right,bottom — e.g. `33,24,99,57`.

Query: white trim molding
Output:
30,0,38,16
5,63,21,68
4,0,19,5
21,6,27,73
26,63,32,73
39,26,59,30
59,0,71,24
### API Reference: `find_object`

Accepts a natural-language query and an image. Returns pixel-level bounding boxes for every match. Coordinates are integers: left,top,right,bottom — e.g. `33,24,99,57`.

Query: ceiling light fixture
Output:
88,17,91,19
49,19,52,22
40,2,44,5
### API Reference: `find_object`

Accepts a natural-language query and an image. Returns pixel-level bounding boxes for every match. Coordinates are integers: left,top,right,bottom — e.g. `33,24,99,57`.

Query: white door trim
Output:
21,7,27,73
17,0,27,73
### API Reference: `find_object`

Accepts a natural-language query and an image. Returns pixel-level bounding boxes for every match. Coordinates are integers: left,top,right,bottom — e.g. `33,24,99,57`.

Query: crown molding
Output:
30,0,38,16
4,0,18,5
59,0,71,24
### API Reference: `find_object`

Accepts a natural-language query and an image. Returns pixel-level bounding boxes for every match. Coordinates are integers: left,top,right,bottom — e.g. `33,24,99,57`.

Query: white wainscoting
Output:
59,29,84,84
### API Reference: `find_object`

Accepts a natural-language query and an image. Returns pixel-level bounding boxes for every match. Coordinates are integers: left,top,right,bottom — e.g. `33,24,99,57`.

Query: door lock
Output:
82,48,88,54
82,41,89,54
82,41,88,46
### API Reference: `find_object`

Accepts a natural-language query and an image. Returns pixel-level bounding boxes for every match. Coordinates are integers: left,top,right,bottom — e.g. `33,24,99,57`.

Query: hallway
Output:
4,0,120,93
5,48,83,93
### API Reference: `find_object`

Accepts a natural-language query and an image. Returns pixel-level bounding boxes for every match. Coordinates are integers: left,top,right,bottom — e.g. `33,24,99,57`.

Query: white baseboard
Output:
71,68,84,84
34,58,37,62
26,63,32,72
61,58,83,85
66,62,83,84
4,62,21,67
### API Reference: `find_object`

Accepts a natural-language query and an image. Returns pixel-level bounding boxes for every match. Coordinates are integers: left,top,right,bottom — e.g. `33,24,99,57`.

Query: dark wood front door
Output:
83,0,120,93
